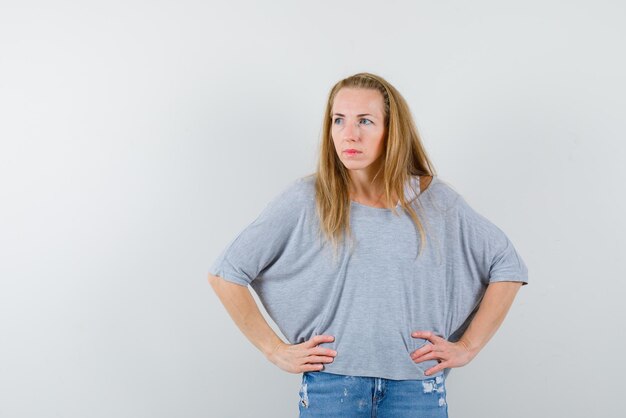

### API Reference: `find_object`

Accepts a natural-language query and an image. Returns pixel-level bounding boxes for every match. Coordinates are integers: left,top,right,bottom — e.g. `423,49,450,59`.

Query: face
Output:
331,88,387,174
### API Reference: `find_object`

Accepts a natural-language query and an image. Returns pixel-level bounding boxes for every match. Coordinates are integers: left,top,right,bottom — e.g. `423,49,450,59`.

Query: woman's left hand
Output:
410,331,476,376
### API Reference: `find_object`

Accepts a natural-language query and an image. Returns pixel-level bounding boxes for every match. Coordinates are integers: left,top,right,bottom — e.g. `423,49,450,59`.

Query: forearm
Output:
208,274,284,357
458,281,523,358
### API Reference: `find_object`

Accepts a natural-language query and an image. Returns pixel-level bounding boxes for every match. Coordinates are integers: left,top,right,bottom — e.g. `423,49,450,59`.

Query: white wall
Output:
1,1,624,417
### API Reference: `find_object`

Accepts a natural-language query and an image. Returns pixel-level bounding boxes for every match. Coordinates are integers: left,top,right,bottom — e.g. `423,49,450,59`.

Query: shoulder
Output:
440,182,509,244
294,173,317,195
278,174,316,202
262,174,315,214
417,175,463,213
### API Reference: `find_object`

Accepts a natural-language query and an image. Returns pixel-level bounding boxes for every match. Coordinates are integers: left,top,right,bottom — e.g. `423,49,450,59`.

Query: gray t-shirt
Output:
208,174,528,380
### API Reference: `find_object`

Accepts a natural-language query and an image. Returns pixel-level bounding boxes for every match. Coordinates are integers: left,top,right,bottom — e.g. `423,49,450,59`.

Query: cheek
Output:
373,131,386,147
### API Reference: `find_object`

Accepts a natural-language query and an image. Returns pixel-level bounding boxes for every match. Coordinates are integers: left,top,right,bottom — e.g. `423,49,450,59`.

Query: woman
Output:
208,72,528,417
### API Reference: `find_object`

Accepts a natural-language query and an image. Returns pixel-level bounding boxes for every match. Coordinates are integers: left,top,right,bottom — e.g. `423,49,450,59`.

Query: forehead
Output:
332,88,384,116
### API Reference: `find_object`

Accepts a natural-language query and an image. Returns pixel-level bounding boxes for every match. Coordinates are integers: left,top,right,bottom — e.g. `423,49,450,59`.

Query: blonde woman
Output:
208,72,528,417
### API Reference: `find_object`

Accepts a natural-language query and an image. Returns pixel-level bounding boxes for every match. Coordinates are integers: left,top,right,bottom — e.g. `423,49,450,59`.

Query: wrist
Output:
458,337,480,359
263,340,285,359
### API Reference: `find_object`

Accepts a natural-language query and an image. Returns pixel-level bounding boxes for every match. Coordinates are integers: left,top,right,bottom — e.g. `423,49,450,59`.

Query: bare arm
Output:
411,280,524,375
458,281,524,358
208,274,284,357
208,274,337,373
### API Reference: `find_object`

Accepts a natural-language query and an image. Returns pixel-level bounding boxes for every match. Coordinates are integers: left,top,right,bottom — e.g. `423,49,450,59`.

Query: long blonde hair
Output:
309,72,437,260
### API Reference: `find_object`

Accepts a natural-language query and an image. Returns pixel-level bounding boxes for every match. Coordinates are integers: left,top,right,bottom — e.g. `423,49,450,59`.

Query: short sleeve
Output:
488,233,529,285
455,195,529,286
208,179,304,287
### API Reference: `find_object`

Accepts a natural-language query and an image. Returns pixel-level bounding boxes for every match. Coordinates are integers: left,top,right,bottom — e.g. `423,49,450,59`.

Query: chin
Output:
342,160,365,167
344,164,372,172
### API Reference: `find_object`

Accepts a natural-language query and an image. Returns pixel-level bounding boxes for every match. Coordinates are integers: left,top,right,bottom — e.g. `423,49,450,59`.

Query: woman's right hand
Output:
266,335,337,374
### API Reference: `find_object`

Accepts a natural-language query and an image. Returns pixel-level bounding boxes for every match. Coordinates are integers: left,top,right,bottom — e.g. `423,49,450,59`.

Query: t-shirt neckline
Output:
350,175,437,212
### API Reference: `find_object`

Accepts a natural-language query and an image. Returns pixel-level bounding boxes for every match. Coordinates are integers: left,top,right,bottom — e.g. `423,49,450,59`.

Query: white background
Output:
1,1,624,417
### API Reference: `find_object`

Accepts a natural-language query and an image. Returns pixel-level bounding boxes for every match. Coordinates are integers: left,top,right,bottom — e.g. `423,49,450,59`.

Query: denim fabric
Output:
298,371,448,417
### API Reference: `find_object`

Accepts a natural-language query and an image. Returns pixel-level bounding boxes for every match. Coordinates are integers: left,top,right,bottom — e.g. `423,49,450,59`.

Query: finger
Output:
305,355,335,364
411,331,444,344
305,335,335,348
411,351,443,363
301,363,325,372
310,347,337,357
411,342,435,358
424,361,447,376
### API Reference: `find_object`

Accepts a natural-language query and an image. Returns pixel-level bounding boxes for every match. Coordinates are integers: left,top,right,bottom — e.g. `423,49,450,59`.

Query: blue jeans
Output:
298,371,448,418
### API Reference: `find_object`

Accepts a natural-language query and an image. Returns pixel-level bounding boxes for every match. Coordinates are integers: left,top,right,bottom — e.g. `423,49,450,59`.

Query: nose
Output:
342,120,360,141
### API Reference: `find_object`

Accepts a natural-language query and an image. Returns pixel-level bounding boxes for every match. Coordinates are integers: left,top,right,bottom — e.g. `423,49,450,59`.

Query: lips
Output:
343,149,362,153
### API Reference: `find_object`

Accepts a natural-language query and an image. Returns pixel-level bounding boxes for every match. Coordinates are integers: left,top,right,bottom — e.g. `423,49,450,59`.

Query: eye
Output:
332,117,372,126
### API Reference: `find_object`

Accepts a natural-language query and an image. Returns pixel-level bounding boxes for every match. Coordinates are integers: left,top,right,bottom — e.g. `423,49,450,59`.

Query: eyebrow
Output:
332,113,377,118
